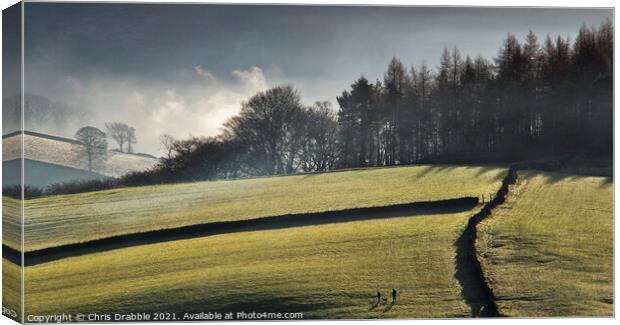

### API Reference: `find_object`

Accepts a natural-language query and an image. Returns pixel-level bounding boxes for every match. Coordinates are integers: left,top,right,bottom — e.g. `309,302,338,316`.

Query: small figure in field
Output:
391,288,397,303
376,291,381,305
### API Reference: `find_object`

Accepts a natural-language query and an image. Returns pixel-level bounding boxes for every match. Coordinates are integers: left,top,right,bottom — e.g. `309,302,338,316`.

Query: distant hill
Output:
2,159,109,188
2,130,159,187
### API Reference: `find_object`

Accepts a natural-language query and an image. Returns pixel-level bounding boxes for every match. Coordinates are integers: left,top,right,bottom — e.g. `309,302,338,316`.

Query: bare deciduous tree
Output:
159,134,177,159
105,122,137,153
75,126,108,172
299,101,339,172
223,86,306,175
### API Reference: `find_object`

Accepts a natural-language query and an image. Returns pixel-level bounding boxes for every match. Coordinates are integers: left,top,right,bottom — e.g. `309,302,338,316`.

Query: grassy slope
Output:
477,170,613,316
9,165,506,251
2,196,21,251
2,258,21,320
2,192,22,320
3,159,109,188
23,211,474,319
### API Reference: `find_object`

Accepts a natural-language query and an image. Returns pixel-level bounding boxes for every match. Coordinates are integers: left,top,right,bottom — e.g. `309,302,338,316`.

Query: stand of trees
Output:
337,22,612,167
72,122,139,173
105,122,137,153
19,20,612,197
151,86,339,182
156,21,611,181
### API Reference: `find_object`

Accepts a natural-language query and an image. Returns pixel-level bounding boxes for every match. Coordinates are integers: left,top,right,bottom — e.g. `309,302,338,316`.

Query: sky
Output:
20,3,612,155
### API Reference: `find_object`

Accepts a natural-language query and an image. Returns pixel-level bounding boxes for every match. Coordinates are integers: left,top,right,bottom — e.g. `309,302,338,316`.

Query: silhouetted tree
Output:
298,101,339,171
75,126,108,172
105,122,136,152
159,134,177,159
383,57,410,164
337,77,378,167
78,19,611,188
411,61,435,160
331,20,612,166
224,86,306,175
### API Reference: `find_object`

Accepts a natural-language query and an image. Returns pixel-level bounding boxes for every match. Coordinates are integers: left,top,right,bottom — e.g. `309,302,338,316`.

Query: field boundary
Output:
5,197,478,267
454,167,518,317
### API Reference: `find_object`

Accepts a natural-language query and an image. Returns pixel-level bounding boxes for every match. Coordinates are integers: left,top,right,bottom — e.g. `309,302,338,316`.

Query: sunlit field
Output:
2,258,21,320
477,170,613,316
1,2,613,321
3,164,612,319
6,165,507,251
22,211,475,319
2,196,21,252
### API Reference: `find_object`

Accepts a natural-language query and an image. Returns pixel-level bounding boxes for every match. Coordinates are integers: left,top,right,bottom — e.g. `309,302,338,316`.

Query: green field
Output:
1,164,509,319
477,170,613,316
2,197,21,253
2,163,614,319
2,258,21,320
22,211,474,319
6,165,506,251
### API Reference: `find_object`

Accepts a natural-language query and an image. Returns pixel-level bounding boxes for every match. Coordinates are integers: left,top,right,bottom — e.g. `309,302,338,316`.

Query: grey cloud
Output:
21,3,612,155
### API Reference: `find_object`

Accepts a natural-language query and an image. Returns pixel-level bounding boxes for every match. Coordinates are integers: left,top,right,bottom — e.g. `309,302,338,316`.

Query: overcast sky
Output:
22,3,612,155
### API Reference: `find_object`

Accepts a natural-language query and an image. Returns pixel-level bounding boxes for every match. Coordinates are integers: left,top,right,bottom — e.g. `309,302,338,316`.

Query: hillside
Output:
2,163,613,319
4,165,507,252
3,164,509,319
19,209,476,318
2,159,108,188
477,170,613,316
2,131,158,184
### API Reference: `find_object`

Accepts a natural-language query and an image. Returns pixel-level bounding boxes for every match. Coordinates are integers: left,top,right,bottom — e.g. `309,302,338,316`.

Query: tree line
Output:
13,20,611,197
337,20,612,167
155,20,612,182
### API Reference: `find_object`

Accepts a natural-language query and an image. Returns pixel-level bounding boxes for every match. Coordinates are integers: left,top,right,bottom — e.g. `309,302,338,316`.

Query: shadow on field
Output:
5,197,478,267
452,168,518,317
382,301,395,313
415,165,457,178
538,172,612,185
454,225,499,317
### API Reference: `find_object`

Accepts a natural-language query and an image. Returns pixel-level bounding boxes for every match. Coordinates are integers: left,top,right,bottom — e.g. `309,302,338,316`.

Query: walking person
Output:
376,291,381,305
391,288,397,303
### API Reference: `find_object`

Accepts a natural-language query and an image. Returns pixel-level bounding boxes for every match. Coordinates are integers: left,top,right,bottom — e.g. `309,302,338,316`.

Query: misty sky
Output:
22,3,612,155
